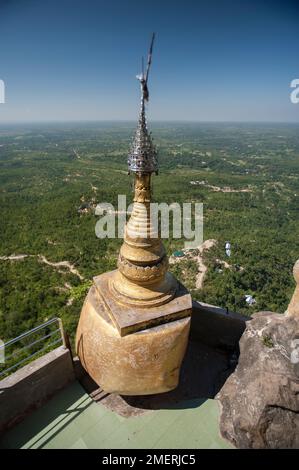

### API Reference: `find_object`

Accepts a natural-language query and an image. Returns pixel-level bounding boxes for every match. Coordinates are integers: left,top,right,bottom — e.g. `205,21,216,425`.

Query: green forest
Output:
0,122,298,349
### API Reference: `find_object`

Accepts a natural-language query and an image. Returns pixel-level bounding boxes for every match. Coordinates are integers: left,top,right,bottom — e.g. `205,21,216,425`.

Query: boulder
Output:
217,311,299,448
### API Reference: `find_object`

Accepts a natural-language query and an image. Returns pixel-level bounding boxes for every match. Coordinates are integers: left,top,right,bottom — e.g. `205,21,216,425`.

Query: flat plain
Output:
0,121,298,345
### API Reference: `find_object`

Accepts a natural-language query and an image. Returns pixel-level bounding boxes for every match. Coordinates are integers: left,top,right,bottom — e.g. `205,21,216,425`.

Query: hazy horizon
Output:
1,119,299,126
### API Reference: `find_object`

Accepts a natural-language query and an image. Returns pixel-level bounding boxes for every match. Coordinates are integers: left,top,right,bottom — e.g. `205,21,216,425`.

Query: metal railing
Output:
0,317,69,380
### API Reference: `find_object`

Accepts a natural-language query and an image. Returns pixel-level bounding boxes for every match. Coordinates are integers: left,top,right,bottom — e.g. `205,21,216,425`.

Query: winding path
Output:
195,239,217,288
0,253,84,280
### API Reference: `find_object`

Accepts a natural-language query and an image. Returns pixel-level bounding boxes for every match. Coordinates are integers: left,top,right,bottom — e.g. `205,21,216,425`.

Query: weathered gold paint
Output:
76,285,191,395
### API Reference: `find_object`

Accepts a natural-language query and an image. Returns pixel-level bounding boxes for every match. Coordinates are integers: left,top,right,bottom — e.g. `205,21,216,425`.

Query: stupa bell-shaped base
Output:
75,271,192,395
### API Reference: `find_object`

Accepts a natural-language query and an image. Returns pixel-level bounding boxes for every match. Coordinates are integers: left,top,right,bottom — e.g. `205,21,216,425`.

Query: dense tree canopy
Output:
0,122,298,350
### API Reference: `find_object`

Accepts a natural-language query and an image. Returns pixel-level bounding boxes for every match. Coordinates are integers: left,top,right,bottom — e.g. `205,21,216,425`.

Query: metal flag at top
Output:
136,32,155,103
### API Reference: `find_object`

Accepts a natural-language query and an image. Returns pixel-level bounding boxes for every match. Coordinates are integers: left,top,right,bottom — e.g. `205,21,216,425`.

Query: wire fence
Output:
0,318,68,380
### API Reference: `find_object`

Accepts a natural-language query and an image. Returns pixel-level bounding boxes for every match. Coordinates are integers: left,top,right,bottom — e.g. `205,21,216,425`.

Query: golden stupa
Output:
76,34,192,395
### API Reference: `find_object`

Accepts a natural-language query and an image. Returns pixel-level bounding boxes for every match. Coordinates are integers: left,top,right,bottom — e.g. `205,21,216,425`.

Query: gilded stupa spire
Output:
110,33,177,307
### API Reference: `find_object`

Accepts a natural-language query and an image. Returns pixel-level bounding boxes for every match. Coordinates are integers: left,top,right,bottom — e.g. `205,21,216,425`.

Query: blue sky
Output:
0,0,298,122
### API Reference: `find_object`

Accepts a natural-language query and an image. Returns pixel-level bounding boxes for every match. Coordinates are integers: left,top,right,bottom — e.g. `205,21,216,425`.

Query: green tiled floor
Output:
0,381,233,449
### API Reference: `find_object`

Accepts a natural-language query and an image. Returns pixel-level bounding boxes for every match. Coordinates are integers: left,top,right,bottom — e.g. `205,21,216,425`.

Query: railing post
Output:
57,318,67,348
57,318,73,360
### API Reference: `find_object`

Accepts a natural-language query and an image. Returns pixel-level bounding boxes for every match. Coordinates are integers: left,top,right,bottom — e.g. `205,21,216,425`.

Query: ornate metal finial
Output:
128,33,158,175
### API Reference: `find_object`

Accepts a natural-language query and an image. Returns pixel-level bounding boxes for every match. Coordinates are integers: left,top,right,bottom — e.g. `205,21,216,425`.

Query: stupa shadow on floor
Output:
78,339,237,417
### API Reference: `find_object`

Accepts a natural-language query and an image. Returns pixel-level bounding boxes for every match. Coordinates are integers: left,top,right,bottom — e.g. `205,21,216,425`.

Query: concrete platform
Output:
0,381,233,449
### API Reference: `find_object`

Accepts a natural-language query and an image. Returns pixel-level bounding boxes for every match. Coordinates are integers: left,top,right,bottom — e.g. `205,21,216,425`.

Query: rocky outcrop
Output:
217,311,299,448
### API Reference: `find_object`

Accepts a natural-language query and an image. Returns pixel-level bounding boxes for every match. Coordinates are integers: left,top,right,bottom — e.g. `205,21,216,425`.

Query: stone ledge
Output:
191,300,249,351
0,346,75,435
